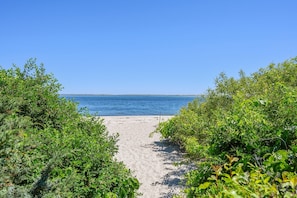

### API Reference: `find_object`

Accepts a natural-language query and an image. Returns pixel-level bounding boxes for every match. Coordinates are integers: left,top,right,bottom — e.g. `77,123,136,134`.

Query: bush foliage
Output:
157,57,297,197
0,59,139,197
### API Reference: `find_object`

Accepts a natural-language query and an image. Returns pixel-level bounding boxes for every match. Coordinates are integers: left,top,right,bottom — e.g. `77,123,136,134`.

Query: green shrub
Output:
157,57,297,197
188,153,297,197
0,59,139,197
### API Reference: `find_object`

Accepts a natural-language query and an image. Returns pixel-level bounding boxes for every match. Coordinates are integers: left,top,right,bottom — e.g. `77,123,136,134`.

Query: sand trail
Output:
102,116,188,198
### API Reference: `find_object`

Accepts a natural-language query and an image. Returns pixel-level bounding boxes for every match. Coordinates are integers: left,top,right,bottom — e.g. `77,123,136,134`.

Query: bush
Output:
0,59,139,197
157,57,297,197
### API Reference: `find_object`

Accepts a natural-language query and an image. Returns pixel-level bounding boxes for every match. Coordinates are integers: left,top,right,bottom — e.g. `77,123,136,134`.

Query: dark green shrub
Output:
0,59,139,197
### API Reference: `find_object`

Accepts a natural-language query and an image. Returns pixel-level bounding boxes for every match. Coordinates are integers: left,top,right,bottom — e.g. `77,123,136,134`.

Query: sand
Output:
102,116,189,198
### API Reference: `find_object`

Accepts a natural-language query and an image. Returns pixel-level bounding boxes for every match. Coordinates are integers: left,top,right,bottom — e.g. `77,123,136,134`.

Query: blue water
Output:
62,95,197,116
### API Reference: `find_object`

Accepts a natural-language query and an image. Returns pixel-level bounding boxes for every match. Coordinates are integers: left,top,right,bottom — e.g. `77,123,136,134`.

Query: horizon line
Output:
60,93,202,96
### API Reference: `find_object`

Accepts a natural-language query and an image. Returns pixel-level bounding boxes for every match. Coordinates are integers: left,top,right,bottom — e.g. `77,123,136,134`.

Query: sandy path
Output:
102,116,188,198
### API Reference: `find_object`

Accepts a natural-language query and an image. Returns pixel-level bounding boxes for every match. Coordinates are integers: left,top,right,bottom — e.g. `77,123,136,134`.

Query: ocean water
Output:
62,95,197,116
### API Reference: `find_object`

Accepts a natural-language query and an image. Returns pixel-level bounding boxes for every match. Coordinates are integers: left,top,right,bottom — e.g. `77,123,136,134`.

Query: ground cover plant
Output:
0,59,139,197
157,57,297,197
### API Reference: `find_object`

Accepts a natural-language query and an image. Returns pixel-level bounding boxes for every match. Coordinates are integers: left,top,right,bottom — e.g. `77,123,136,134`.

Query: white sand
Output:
102,116,188,198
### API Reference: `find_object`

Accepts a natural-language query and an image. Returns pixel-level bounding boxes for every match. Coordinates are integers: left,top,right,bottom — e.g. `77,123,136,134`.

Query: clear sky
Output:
1,1,297,95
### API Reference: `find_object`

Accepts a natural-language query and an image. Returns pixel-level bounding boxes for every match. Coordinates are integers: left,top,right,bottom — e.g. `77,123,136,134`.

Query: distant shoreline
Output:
60,93,201,97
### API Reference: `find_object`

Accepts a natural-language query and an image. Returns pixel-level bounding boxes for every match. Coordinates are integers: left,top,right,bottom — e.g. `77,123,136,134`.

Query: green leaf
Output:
198,182,211,190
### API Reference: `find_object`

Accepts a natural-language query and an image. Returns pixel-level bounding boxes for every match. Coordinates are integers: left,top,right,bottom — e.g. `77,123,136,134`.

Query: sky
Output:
1,1,297,95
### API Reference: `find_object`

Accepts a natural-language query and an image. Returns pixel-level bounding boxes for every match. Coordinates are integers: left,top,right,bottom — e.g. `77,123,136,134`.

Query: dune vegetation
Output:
157,57,297,197
2,57,297,197
0,59,139,197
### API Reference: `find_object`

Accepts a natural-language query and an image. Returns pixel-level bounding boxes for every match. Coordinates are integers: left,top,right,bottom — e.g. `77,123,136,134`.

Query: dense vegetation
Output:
157,57,297,197
0,59,139,197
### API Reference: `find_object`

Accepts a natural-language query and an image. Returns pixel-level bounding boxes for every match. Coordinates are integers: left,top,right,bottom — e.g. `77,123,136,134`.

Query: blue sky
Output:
1,1,297,94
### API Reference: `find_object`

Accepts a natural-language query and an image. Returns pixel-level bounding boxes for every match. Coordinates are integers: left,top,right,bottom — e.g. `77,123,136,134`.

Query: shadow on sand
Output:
150,139,195,198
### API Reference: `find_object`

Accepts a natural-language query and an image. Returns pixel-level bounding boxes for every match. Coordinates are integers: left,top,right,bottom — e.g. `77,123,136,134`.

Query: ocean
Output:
62,95,197,116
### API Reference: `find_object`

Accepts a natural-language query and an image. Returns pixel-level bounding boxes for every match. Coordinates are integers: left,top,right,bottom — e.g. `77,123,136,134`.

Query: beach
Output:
102,116,189,198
